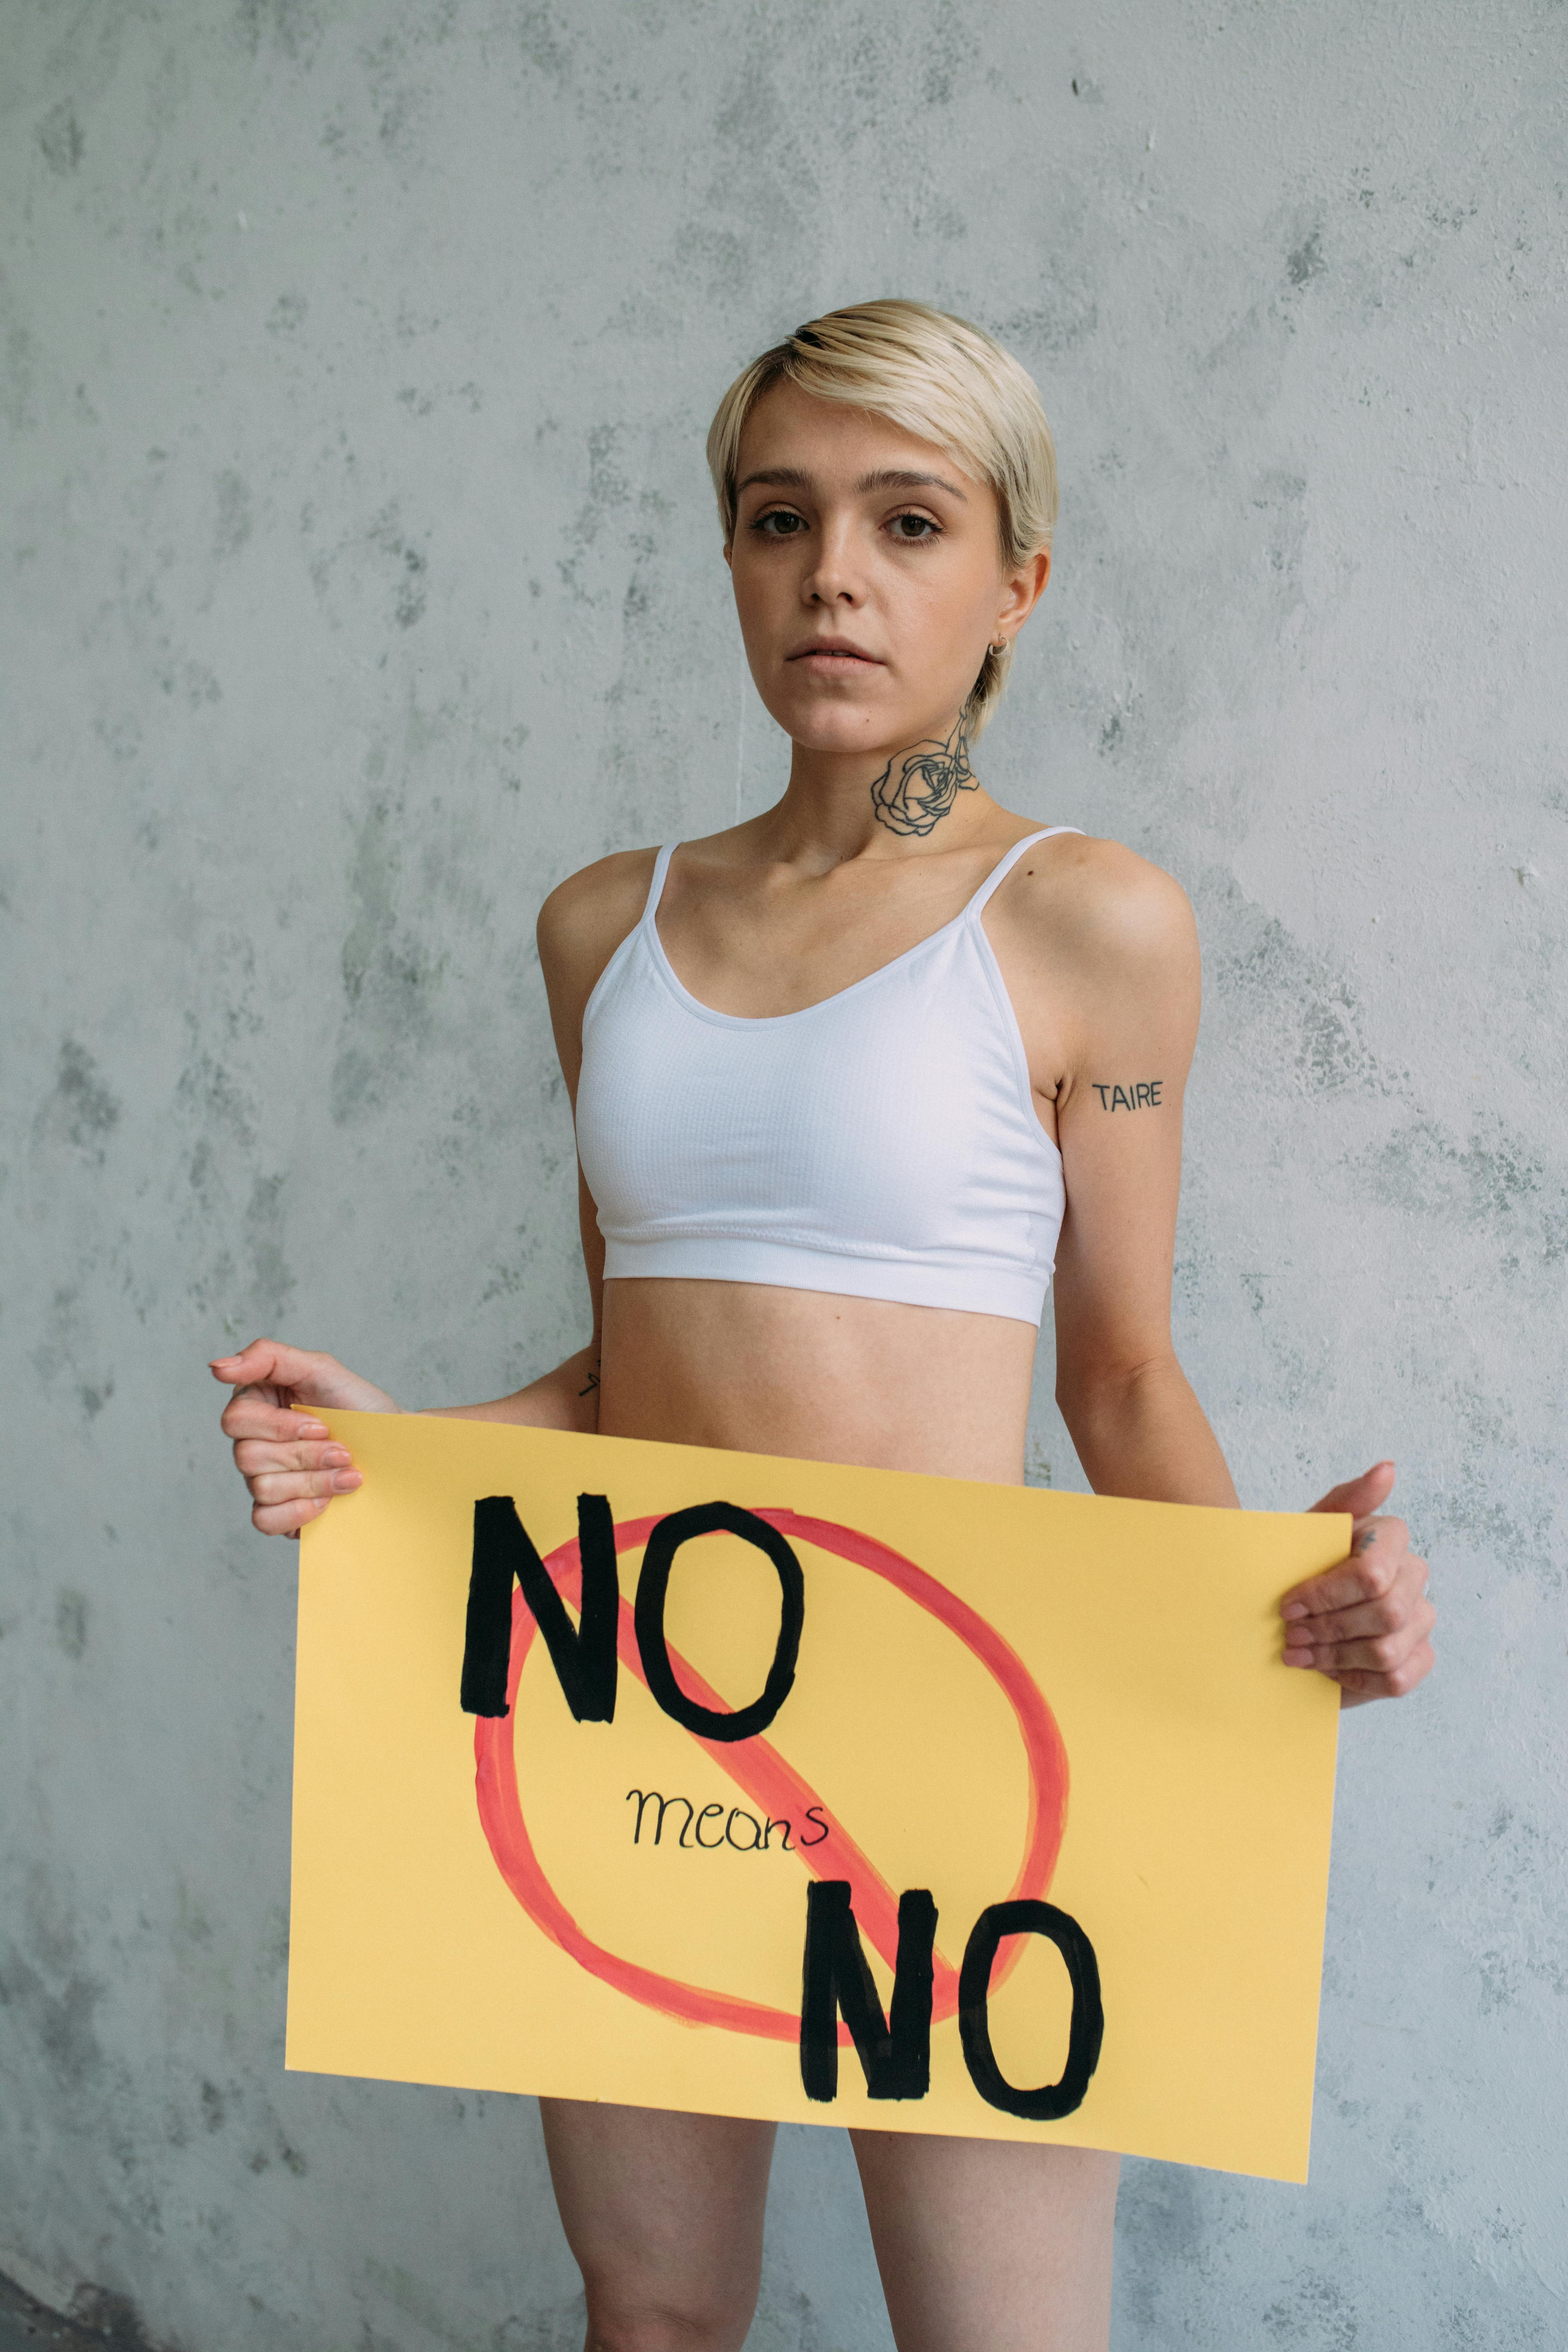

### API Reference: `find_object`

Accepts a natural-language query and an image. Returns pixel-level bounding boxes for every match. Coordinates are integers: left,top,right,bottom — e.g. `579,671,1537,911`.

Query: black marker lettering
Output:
462,1492,618,1722
763,1817,794,1851
800,1806,830,1848
800,1883,938,2103
957,1899,1104,2120
724,1807,763,1851
694,1802,726,1849
634,1502,805,1743
625,1789,694,1847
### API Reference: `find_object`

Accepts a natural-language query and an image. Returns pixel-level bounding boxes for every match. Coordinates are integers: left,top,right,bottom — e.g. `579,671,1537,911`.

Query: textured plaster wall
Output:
2,2,1565,2346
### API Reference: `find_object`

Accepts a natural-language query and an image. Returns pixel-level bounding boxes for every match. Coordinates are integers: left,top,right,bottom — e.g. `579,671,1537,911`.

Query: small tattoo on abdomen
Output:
1091,1081,1163,1111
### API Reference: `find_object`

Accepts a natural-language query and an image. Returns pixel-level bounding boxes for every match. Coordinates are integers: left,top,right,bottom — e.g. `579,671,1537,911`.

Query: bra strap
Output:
965,826,1083,917
640,843,677,924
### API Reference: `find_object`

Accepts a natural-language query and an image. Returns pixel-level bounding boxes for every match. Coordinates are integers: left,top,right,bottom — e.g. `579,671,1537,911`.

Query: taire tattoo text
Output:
1092,1082,1163,1111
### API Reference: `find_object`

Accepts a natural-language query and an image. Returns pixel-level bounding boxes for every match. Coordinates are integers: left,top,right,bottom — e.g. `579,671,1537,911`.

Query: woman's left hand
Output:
1281,1462,1436,1708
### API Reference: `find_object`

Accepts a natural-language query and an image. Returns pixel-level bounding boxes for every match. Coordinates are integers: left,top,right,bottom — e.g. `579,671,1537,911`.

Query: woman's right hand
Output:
210,1337,398,1538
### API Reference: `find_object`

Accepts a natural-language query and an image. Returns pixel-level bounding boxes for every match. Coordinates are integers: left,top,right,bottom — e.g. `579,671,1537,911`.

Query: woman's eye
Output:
755,510,806,536
889,513,939,541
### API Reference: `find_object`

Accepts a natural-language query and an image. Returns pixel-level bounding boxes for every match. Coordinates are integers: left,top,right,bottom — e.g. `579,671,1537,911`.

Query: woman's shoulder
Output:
993,824,1199,982
536,846,663,1002
538,844,660,949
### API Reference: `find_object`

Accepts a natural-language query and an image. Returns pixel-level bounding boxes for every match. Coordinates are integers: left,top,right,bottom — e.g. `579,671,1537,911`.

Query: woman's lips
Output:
788,648,882,671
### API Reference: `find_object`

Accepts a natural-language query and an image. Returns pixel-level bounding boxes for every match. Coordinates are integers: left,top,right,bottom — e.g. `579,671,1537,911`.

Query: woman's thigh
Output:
850,2129,1120,2352
540,2096,777,2352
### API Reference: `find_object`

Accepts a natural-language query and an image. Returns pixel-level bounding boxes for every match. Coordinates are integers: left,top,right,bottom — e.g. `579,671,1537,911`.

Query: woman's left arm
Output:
1022,839,1433,1708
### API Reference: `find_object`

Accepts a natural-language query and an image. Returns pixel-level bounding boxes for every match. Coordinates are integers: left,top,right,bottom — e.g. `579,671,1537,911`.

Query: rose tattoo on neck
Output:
869,714,977,837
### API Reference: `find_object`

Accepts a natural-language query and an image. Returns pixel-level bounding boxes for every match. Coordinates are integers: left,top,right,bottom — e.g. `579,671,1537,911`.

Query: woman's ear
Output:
997,548,1051,636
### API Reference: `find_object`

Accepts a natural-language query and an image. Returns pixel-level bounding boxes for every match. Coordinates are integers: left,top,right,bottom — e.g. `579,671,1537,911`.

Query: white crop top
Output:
574,828,1079,1328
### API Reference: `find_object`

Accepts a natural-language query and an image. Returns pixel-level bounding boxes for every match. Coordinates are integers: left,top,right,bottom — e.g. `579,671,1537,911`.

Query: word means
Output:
627,1788,829,1851
1091,1080,1162,1111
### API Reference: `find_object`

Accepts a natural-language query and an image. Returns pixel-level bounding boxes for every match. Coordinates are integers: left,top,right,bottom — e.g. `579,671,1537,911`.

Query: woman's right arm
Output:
211,1324,606,1539
212,847,656,1539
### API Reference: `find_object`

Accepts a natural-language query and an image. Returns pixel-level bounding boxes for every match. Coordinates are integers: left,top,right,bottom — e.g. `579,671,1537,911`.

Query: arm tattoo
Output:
870,714,977,836
578,1363,601,1398
1091,1081,1163,1111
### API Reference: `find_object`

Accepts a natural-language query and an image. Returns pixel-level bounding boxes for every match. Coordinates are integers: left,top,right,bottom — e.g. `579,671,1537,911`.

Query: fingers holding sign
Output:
211,1337,397,1538
1281,1462,1436,1708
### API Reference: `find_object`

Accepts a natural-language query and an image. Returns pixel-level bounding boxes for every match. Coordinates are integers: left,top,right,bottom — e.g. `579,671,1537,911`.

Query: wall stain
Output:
29,1283,115,1422
1111,2161,1206,2335
55,1592,89,1660
176,1050,258,1158
238,0,326,64
1205,882,1386,1101
38,100,84,174
35,1042,122,1163
244,1172,296,1321
1352,1117,1542,1225
213,471,253,560
1287,226,1326,288
307,498,431,637
1264,2268,1359,2346
512,1,573,86
330,786,452,1124
0,1948,104,2094
999,276,1100,360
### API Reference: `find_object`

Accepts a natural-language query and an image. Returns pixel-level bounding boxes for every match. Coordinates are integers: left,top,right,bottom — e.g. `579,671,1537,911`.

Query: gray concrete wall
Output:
3,1,1564,2345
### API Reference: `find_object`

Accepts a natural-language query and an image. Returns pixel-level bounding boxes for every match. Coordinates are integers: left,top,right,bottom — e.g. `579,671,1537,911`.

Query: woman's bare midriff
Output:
597,1277,1040,1485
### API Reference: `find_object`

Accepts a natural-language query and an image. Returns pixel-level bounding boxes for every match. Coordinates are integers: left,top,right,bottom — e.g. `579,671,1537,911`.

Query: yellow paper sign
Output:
286,1413,1343,2181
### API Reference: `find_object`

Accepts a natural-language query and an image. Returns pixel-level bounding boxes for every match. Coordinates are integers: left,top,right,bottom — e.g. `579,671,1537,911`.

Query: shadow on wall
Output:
0,2272,166,2352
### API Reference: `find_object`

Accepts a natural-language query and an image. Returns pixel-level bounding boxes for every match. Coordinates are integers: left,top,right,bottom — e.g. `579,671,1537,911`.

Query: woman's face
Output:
726,379,1048,760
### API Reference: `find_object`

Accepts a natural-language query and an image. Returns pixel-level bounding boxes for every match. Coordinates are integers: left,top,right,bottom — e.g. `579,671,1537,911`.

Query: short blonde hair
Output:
706,299,1057,734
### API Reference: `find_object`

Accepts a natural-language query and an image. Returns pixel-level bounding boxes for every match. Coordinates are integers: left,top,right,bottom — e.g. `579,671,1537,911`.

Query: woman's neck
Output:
761,708,1008,868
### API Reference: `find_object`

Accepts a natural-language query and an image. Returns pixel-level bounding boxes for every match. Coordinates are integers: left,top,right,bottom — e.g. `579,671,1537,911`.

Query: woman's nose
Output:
802,519,866,606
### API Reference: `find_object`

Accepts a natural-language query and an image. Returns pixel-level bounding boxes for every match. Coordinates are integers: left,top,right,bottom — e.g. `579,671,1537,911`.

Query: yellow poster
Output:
286,1413,1343,2181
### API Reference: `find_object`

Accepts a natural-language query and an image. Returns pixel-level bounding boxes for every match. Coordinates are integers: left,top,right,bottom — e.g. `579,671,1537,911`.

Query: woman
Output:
212,301,1434,2352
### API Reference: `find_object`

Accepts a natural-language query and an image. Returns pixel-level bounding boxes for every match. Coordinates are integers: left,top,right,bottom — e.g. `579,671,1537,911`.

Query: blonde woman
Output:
212,302,1435,2352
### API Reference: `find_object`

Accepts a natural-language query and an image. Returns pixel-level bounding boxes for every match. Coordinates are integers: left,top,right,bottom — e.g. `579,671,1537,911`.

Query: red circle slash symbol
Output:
474,1511,1069,2042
